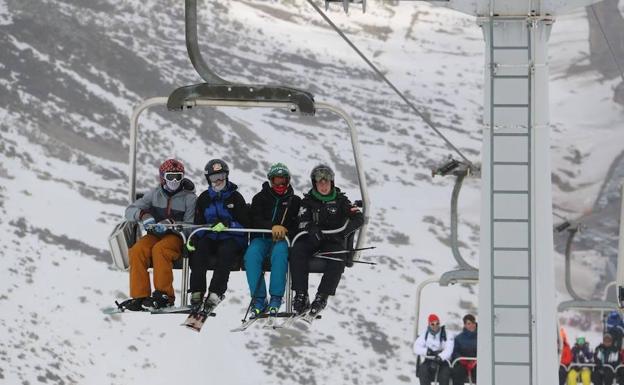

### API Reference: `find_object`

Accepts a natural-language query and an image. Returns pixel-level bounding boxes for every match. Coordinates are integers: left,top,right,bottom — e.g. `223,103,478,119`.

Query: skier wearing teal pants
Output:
244,163,301,318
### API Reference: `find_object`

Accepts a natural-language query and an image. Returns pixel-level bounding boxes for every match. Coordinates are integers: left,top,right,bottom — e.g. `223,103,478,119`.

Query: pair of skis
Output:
102,301,218,333
230,309,322,332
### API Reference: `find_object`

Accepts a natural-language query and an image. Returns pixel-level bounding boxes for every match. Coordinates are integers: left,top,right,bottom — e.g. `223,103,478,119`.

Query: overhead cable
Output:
305,0,474,166
589,2,624,83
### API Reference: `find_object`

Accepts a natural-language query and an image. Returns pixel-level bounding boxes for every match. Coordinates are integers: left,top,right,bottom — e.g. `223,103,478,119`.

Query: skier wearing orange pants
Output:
123,159,197,311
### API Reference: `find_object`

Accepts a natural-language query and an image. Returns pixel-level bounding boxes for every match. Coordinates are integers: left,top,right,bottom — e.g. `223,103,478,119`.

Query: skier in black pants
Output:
290,164,364,315
189,159,250,309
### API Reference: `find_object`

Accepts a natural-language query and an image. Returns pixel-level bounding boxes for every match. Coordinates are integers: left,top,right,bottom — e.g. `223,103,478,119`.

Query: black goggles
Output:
313,169,334,182
164,172,183,182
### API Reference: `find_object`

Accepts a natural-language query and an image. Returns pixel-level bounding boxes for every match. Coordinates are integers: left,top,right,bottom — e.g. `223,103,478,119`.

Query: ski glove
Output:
211,222,227,232
141,216,156,231
272,225,288,241
154,219,173,234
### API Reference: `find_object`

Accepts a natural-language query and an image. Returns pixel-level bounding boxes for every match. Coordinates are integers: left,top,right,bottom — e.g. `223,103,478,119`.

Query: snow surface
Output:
0,1,622,384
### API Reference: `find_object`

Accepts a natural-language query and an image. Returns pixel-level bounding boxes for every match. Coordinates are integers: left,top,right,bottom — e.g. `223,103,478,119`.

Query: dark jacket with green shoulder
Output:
249,182,301,239
297,187,364,245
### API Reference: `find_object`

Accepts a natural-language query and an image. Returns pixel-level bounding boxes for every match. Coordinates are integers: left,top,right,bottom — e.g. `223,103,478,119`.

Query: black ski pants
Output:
290,235,345,296
592,367,615,385
451,363,477,384
189,237,242,296
417,359,450,385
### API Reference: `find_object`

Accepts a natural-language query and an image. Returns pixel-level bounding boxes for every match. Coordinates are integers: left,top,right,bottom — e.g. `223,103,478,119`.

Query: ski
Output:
302,310,323,325
231,318,259,332
231,315,265,332
263,315,277,329
101,306,134,315
150,306,193,315
182,303,219,332
278,312,307,329
101,300,147,315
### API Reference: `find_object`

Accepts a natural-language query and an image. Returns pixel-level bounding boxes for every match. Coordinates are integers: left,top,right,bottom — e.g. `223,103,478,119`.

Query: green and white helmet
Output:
267,162,290,180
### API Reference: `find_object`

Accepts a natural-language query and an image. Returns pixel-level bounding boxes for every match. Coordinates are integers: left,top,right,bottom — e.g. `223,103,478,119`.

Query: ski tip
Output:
182,324,202,332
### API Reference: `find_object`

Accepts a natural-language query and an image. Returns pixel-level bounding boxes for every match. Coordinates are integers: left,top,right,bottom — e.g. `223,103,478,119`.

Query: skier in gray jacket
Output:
123,159,197,311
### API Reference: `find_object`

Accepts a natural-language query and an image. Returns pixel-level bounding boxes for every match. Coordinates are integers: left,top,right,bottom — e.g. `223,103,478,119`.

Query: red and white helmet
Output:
159,159,185,185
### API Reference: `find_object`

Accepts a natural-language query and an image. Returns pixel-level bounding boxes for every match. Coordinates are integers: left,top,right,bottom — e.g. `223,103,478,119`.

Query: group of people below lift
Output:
559,311,624,385
413,313,478,385
120,158,364,319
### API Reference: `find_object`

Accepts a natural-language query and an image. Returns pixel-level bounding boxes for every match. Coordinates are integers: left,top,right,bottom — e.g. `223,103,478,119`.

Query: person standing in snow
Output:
289,164,364,316
123,159,196,310
188,159,250,309
244,163,301,318
413,313,454,385
451,314,477,384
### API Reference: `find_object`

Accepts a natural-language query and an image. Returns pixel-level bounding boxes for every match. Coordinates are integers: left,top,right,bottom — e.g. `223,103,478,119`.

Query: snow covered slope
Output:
0,1,622,384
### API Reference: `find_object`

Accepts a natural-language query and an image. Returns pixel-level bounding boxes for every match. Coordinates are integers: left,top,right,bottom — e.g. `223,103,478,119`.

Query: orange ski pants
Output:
129,233,182,299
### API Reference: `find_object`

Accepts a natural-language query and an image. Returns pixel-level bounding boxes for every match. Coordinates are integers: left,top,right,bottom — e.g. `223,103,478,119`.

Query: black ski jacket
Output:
297,187,364,244
249,182,301,239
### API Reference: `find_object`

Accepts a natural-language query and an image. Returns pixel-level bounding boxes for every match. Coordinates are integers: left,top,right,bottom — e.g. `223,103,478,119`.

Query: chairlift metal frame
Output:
413,158,479,340
122,0,370,311
556,223,619,313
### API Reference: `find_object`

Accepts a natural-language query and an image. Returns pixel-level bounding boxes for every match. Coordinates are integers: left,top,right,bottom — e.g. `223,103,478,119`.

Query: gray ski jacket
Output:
125,179,197,224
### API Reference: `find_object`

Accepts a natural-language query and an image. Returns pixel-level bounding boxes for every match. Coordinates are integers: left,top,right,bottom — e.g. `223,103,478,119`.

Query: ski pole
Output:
315,246,376,256
312,254,377,265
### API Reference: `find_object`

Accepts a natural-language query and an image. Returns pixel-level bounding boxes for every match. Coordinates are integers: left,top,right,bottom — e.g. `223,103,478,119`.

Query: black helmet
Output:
310,164,335,187
204,159,229,185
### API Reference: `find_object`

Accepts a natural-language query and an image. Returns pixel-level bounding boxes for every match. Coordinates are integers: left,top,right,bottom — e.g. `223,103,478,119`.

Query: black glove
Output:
434,356,443,363
305,223,323,242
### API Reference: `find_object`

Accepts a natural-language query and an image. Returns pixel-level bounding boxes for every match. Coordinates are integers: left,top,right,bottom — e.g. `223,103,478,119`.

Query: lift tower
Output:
416,1,599,384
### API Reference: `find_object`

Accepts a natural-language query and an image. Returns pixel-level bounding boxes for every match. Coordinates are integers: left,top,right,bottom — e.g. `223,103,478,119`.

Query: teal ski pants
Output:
244,238,289,299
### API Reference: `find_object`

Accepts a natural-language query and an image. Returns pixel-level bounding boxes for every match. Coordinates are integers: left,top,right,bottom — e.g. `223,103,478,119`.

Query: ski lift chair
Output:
556,221,618,313
413,158,479,341
108,0,370,311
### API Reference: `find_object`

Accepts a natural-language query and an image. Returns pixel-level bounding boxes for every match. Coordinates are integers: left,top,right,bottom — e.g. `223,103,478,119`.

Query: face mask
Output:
212,181,226,192
164,179,181,192
272,184,288,195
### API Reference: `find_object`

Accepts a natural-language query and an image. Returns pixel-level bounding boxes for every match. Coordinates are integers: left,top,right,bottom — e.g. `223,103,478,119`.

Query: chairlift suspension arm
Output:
185,0,227,85
450,172,477,271
564,225,585,301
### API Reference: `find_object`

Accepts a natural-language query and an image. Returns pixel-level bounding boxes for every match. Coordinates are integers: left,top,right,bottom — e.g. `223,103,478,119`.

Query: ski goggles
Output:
164,172,184,182
270,176,289,186
312,168,334,182
208,172,227,183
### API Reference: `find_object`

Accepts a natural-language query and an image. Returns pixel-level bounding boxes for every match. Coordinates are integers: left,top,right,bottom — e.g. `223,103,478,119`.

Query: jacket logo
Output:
227,203,234,208
328,207,338,214
298,207,307,216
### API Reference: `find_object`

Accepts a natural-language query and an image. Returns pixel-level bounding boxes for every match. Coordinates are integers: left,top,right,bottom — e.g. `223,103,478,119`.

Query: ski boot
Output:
118,297,146,312
204,292,224,310
268,296,282,316
309,293,328,316
142,291,174,311
190,292,205,310
250,297,268,319
293,292,310,314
